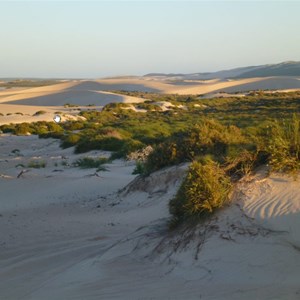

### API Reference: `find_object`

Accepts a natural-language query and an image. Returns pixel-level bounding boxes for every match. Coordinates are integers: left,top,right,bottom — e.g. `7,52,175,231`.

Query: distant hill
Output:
145,61,300,79
235,61,300,78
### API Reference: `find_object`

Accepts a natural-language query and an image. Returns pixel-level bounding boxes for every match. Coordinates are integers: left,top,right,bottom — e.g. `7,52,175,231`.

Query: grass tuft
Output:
73,157,109,169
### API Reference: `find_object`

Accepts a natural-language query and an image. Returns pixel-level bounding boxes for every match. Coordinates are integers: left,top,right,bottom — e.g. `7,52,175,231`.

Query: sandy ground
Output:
0,134,300,299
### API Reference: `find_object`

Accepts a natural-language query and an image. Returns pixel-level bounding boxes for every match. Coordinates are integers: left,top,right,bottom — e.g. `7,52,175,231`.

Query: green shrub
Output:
15,163,25,168
111,139,145,159
132,161,146,175
266,114,300,174
224,149,258,178
64,103,79,108
73,157,109,169
33,110,47,116
0,124,16,133
28,160,47,168
169,159,232,226
63,121,84,131
61,133,81,148
145,119,247,173
15,123,31,135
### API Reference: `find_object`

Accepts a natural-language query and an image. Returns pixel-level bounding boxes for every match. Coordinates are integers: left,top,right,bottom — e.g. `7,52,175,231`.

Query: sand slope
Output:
0,135,300,299
0,81,146,125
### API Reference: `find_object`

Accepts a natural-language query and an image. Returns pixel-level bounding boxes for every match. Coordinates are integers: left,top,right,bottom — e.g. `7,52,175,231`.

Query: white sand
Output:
0,135,300,299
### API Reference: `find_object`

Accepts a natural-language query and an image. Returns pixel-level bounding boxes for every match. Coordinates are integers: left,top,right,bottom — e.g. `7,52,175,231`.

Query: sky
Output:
0,1,300,78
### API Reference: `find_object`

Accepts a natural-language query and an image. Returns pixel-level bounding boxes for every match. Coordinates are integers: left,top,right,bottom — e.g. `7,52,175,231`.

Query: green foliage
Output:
145,119,247,173
266,114,300,174
33,110,47,116
169,159,232,226
132,161,146,175
61,133,81,148
15,123,31,135
73,157,109,169
224,149,258,178
28,160,47,168
0,123,15,133
63,121,85,131
0,80,60,88
111,139,145,159
64,103,79,108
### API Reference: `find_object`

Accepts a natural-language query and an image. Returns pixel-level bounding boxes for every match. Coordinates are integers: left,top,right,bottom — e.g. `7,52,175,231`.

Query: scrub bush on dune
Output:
73,157,109,170
266,114,300,174
169,159,232,227
145,119,247,173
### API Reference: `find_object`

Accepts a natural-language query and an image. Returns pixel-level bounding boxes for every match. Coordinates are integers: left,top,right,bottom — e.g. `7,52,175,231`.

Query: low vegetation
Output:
0,79,61,88
33,110,47,116
265,114,300,175
1,91,300,227
169,159,232,227
73,157,109,171
27,160,47,168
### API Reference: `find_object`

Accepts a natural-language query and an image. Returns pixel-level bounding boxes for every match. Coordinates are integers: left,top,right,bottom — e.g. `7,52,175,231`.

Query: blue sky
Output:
0,1,299,78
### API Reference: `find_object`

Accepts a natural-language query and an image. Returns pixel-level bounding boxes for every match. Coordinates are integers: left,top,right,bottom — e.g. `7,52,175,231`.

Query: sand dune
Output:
1,135,300,299
1,76,300,125
0,81,146,124
0,81,145,105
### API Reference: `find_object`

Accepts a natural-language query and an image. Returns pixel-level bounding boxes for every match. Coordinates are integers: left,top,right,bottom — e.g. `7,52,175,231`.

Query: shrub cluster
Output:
73,157,109,171
27,160,47,168
144,119,250,174
143,115,300,226
169,159,232,227
265,114,300,174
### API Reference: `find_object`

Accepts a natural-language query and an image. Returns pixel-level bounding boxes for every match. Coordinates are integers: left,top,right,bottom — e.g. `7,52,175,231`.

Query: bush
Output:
145,119,247,173
73,157,109,169
28,160,47,168
169,159,232,226
0,124,16,133
224,146,259,178
132,161,146,175
111,139,145,159
15,123,31,135
33,110,47,116
266,114,300,174
61,133,81,148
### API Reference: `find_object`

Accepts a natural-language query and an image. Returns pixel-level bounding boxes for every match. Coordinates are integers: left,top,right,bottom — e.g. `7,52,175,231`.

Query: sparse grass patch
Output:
64,103,79,108
15,163,25,168
27,160,47,168
73,157,109,169
61,160,69,167
33,110,47,116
